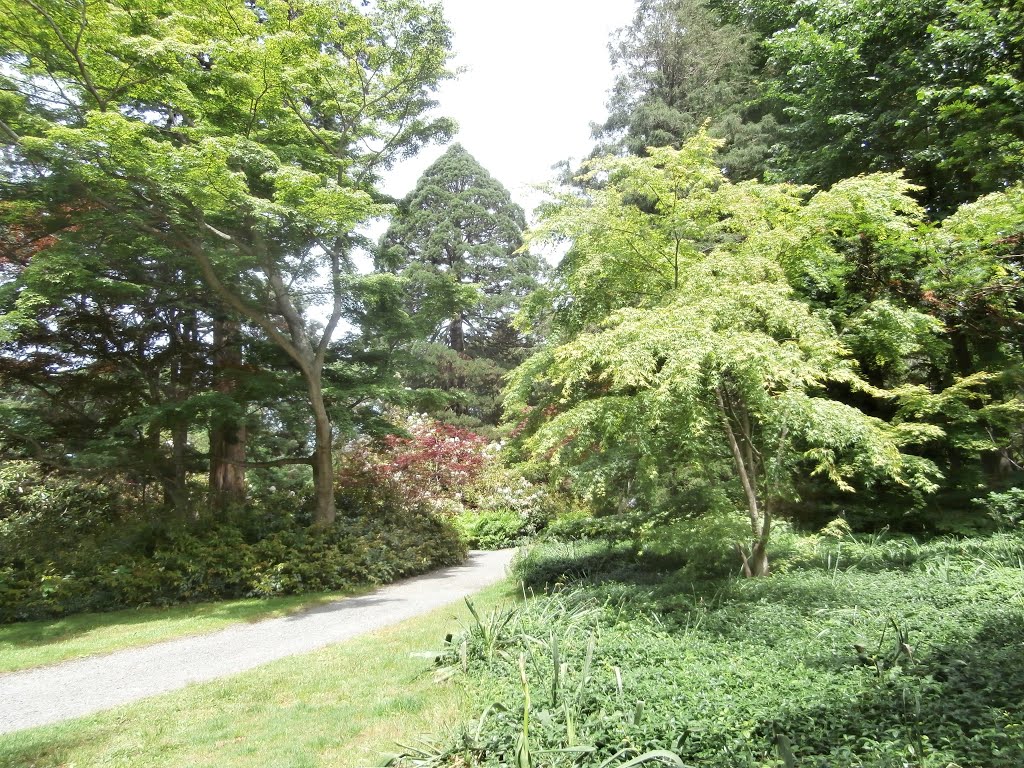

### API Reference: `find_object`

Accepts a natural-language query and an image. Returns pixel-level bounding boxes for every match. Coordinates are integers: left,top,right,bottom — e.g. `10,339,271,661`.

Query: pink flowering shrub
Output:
334,415,556,548
379,415,489,505
335,415,488,515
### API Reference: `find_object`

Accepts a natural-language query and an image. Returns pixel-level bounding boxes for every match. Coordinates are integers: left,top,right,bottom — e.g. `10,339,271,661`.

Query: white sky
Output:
380,0,636,218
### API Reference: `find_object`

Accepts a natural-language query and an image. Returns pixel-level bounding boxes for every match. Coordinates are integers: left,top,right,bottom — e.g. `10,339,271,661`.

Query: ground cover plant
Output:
403,531,1024,768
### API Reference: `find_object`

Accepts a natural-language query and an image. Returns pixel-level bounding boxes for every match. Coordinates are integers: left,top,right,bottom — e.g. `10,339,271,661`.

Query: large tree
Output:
591,0,777,181
377,144,541,425
727,0,1024,215
0,224,216,515
508,136,970,572
0,0,454,525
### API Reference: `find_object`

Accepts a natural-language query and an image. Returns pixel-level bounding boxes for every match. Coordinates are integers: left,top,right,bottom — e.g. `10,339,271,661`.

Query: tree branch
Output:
0,116,20,144
716,383,762,539
24,0,106,110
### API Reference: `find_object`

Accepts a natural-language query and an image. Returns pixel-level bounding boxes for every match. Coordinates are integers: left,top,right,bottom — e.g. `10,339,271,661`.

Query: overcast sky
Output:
380,0,636,218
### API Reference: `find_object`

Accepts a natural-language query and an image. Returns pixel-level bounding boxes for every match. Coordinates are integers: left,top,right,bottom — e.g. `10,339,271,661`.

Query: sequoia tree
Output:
592,0,777,181
377,144,541,425
0,0,454,525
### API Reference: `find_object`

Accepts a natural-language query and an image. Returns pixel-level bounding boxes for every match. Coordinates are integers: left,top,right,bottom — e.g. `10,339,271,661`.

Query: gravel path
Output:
0,548,515,735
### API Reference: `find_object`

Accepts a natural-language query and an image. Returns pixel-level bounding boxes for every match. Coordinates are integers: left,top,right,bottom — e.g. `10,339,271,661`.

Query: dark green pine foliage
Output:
729,0,1024,216
377,144,542,427
592,0,778,181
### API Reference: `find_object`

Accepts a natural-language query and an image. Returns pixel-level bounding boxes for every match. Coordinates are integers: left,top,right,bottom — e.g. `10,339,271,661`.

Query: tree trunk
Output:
717,384,771,577
170,420,189,518
949,330,974,378
449,312,465,353
184,234,338,528
739,537,770,577
307,373,336,527
165,313,198,519
209,316,246,511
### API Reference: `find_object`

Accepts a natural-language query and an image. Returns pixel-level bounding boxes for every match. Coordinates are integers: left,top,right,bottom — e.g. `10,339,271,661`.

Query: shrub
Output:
453,509,524,549
0,460,466,622
638,509,752,579
974,487,1024,530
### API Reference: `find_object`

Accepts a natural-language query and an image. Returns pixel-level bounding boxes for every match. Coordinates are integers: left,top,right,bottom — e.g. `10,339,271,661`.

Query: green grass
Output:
0,581,516,768
0,588,375,674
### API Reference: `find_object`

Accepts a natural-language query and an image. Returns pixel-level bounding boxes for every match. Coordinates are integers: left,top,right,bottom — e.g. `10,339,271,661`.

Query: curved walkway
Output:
0,548,515,735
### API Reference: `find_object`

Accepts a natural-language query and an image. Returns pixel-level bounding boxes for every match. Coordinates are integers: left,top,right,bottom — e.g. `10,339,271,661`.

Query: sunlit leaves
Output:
510,142,944,550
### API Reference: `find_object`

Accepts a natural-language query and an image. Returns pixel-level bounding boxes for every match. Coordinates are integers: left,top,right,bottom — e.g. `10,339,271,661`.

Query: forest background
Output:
0,0,1022,617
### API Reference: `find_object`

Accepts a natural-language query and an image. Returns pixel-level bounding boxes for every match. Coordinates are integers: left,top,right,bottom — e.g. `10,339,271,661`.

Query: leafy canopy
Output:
510,135,942,569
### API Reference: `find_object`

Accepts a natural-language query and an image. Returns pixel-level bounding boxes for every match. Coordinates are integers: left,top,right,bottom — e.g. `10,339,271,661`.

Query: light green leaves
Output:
509,142,945,551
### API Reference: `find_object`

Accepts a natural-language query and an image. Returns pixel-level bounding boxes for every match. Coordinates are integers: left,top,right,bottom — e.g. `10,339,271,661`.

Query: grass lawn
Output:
0,587,376,674
0,580,516,768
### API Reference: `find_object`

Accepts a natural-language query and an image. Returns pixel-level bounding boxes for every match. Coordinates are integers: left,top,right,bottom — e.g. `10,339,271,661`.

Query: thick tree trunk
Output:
170,420,190,518
949,331,974,378
164,314,198,518
446,312,469,415
209,317,246,510
449,312,465,354
307,374,336,527
209,422,246,509
736,533,771,577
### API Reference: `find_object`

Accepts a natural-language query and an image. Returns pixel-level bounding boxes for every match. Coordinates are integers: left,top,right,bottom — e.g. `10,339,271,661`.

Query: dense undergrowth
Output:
0,462,465,622
0,415,557,622
406,530,1024,768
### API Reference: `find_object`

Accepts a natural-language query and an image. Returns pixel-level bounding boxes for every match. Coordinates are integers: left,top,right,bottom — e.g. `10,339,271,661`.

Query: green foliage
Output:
640,510,752,581
511,540,641,592
377,144,542,426
592,0,777,181
0,463,465,622
407,532,1024,768
456,458,557,547
513,139,947,572
973,487,1024,530
0,0,456,525
452,509,526,550
731,0,1024,215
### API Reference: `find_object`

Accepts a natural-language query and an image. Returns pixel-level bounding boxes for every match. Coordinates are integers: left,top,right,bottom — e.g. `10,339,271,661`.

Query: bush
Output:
543,510,638,542
0,461,466,622
453,509,525,549
639,509,752,579
974,487,1024,530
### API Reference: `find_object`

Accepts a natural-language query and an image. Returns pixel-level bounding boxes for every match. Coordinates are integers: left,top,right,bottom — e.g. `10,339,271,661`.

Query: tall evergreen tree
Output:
592,0,777,180
377,144,542,426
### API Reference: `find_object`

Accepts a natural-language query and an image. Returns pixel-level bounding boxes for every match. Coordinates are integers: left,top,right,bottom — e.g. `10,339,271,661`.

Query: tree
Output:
0,0,454,525
727,0,1024,215
592,0,777,181
0,221,218,516
508,137,942,573
377,144,541,425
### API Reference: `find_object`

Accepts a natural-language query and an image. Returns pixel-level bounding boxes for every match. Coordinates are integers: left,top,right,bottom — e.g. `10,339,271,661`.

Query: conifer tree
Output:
377,144,542,426
592,0,777,181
